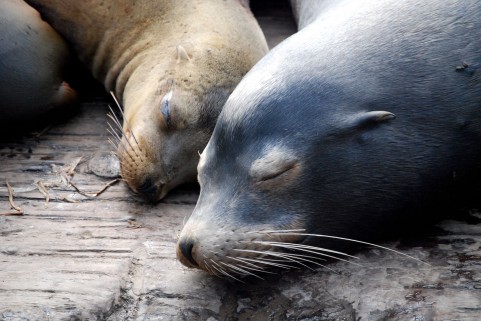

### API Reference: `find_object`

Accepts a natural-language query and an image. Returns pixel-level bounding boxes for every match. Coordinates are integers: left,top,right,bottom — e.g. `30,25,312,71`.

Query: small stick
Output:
127,220,142,229
90,178,120,197
6,180,22,212
66,157,83,176
33,125,52,139
69,178,120,198
36,180,50,208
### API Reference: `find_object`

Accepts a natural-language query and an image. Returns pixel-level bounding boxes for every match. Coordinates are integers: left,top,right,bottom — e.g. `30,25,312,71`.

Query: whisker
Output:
270,252,339,273
262,231,426,264
248,229,306,234
107,138,120,151
235,249,315,271
109,91,141,151
210,260,244,282
249,241,359,259
107,121,143,160
203,260,217,276
108,135,138,164
107,107,124,132
226,256,276,275
249,242,362,266
106,125,123,144
237,257,298,270
220,262,264,280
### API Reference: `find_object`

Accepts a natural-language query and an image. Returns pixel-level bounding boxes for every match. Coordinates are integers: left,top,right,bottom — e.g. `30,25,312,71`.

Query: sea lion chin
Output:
176,0,481,277
25,0,268,201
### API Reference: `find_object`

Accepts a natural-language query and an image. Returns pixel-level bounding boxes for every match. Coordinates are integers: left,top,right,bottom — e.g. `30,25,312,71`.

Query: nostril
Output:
178,238,199,268
136,177,160,201
137,177,156,194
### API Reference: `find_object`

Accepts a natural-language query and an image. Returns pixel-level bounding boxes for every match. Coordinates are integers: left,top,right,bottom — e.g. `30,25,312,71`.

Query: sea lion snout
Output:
176,197,309,276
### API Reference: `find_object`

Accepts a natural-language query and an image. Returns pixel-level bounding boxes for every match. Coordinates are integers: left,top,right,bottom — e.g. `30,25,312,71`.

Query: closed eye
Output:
249,146,300,188
160,90,173,129
257,163,296,182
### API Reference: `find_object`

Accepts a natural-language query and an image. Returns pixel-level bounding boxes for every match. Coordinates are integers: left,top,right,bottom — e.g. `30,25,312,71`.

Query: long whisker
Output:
109,91,141,151
203,259,217,276
236,257,298,270
250,241,362,266
248,240,359,259
235,249,341,273
210,260,244,282
107,123,123,144
236,249,314,270
259,230,426,264
107,107,124,132
220,262,264,280
108,136,136,164
107,118,143,160
226,256,277,275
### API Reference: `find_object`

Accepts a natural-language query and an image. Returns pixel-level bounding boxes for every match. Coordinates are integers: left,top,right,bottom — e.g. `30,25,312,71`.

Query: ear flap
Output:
333,111,396,137
352,111,396,129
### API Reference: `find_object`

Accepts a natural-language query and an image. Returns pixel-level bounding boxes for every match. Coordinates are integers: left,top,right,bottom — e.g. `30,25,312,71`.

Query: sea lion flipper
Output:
51,81,78,109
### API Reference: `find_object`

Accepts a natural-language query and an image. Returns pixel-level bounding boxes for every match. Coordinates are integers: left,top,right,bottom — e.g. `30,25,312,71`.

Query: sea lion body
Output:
0,0,76,125
25,0,268,200
177,0,481,273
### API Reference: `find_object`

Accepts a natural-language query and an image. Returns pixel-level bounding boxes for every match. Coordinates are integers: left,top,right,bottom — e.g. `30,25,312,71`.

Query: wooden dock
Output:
1,2,481,320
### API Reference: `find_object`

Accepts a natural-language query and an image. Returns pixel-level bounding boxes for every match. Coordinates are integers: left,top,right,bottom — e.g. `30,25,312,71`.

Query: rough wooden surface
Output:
1,4,481,321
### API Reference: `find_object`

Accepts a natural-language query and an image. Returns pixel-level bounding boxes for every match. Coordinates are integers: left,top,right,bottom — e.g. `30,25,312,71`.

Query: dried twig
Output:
69,182,93,198
90,178,120,197
6,180,22,212
33,124,52,139
66,157,83,176
127,220,142,229
36,180,50,208
69,178,120,198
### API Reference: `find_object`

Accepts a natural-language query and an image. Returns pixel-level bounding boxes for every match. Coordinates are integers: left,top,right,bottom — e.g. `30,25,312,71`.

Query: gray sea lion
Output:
25,0,268,201
0,0,77,125
176,0,481,275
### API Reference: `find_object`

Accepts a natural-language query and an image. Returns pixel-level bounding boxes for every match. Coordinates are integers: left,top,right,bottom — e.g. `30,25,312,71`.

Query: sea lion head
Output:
116,37,266,202
175,51,400,276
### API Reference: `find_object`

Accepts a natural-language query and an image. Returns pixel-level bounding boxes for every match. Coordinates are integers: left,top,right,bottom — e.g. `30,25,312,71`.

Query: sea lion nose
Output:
136,177,161,202
176,237,199,268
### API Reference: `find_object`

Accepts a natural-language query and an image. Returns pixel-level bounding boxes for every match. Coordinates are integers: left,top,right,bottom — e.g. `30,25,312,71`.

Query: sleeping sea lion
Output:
176,0,481,275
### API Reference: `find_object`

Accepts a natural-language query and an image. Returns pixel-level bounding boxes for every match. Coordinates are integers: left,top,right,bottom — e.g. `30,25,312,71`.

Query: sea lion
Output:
0,0,77,126
176,0,481,276
25,0,268,201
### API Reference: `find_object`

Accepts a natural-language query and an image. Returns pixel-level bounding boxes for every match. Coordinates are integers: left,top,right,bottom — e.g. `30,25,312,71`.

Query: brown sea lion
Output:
25,0,268,201
0,0,77,126
176,0,481,276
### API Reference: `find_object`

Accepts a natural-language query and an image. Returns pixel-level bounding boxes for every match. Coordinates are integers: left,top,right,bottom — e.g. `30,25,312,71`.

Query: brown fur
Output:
26,0,268,200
